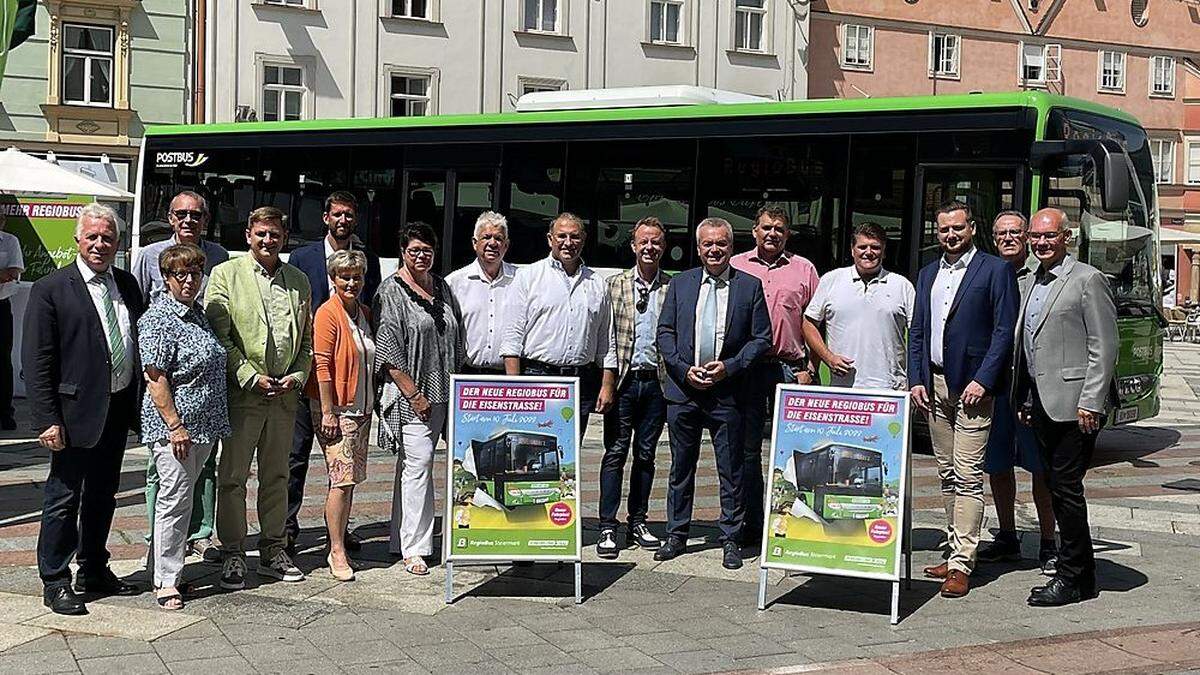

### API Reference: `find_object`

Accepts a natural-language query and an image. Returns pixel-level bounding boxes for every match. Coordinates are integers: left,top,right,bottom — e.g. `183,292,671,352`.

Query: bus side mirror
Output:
1030,139,1130,214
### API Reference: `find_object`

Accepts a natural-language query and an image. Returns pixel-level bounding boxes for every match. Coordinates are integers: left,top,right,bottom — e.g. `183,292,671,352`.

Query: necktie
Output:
698,276,718,364
96,274,126,377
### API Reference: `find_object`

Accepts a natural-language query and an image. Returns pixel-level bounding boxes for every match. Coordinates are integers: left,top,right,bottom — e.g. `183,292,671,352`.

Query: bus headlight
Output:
1117,374,1156,399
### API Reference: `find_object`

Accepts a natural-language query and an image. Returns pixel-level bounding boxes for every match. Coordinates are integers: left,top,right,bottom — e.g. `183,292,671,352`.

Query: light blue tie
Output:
698,276,718,364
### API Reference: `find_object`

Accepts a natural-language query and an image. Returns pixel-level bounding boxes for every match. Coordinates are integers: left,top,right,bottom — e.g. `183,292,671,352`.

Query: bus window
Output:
916,166,1017,269
698,136,844,272
449,170,499,270
565,139,696,272
848,135,914,273
143,147,259,252
349,146,401,257
502,143,565,265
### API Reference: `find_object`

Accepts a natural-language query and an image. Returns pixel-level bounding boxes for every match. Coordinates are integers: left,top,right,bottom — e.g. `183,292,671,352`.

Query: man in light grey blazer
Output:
1014,207,1117,608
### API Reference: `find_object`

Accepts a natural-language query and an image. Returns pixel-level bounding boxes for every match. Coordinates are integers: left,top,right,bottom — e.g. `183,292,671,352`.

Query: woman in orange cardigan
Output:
306,249,375,582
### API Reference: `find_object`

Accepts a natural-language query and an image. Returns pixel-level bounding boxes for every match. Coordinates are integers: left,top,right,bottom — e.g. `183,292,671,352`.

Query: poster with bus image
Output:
761,385,910,581
446,375,581,562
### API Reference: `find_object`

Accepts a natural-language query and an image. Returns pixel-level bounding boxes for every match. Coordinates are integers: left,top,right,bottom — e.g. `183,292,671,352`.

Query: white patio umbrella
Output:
0,146,133,199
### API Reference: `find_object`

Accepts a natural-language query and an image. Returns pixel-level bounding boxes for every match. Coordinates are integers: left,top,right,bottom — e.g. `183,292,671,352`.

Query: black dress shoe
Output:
43,586,87,615
75,569,139,597
1028,576,1096,607
653,536,686,561
0,417,16,431
722,542,743,570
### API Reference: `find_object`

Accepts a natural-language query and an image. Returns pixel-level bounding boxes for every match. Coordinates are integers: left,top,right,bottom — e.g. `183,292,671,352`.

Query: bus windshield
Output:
833,455,882,489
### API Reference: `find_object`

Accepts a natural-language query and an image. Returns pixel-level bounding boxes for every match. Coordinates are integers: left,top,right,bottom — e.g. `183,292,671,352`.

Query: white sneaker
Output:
259,551,305,582
596,529,619,559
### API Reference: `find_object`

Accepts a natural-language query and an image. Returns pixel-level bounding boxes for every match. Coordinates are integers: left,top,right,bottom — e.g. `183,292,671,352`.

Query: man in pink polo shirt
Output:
730,206,820,549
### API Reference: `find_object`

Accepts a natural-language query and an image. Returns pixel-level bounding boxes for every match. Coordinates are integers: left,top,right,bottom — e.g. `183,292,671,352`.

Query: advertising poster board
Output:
0,194,91,282
760,385,910,582
445,375,581,562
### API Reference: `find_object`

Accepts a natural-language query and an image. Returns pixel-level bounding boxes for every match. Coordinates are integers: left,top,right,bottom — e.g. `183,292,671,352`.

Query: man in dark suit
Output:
655,217,772,570
24,203,145,615
909,200,1018,598
284,191,381,554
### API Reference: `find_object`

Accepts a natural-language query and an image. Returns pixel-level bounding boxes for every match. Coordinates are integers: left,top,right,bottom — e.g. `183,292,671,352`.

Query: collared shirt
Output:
630,271,666,370
252,258,297,377
694,266,731,365
131,235,229,305
321,235,364,297
0,231,24,301
137,294,231,444
446,259,516,370
805,266,916,390
929,245,978,368
75,257,135,392
1024,255,1068,379
730,250,819,363
500,255,610,367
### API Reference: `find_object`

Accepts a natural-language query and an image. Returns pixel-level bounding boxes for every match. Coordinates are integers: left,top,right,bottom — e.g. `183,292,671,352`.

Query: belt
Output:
523,359,594,376
629,369,658,381
930,364,945,375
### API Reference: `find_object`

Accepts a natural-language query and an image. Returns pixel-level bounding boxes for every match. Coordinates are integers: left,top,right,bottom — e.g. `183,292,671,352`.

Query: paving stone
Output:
161,655,254,674
490,642,575,669
572,646,662,672
234,638,326,668
463,624,548,649
315,638,405,666
67,636,155,660
76,653,168,675
151,636,236,663
539,627,627,652
0,648,80,673
25,603,202,641
619,630,709,656
152,621,224,641
250,656,344,674
996,637,1162,673
337,658,428,675
403,639,490,669
709,630,793,659
0,622,53,652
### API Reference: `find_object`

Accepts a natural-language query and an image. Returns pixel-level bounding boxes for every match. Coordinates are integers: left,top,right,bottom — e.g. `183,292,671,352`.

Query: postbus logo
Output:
155,151,209,169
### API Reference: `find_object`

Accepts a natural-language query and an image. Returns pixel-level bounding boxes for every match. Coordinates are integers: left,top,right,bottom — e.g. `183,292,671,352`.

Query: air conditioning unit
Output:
234,105,258,122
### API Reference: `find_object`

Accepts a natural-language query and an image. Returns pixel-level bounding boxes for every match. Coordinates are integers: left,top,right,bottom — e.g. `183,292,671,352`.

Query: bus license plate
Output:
1115,406,1139,425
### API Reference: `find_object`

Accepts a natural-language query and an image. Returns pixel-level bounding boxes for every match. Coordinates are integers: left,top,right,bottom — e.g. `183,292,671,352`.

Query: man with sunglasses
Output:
132,191,229,306
595,217,671,559
132,191,229,563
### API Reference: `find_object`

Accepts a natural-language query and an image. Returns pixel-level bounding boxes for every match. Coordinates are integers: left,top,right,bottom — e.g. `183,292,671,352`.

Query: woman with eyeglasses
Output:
137,244,230,610
373,223,464,575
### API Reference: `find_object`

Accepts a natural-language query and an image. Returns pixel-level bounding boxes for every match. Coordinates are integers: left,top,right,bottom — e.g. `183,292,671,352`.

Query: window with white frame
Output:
391,0,429,18
261,64,305,121
841,24,872,69
929,33,960,78
1151,55,1175,97
1098,50,1126,92
1187,142,1200,185
523,0,559,33
263,0,305,6
734,0,767,52
62,24,114,107
1150,139,1174,184
649,0,684,45
390,73,431,116
519,78,565,96
1019,42,1061,85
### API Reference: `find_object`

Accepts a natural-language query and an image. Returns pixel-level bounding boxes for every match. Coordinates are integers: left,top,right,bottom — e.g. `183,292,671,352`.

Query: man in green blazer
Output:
206,206,312,590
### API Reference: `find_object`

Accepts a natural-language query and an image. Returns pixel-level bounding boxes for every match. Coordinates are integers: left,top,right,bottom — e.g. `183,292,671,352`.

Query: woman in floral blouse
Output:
138,244,230,610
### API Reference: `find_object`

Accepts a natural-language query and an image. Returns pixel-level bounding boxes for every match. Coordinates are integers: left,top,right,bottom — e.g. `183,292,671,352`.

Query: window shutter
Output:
927,31,935,76
1045,44,1062,83
1017,41,1026,84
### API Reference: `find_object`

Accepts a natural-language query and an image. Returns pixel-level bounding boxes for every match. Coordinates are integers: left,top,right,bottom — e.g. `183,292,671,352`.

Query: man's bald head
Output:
1029,207,1070,267
1030,207,1069,232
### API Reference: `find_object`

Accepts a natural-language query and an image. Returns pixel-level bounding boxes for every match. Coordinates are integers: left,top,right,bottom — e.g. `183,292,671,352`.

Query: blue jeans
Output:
599,373,667,531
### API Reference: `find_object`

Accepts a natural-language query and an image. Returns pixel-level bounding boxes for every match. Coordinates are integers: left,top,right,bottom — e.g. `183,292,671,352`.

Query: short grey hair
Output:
170,190,210,216
327,249,367,278
75,202,121,238
473,211,508,239
695,217,733,243
992,210,1028,231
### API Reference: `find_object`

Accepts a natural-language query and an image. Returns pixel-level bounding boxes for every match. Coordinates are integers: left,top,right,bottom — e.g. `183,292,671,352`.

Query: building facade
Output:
0,0,194,194
202,0,808,122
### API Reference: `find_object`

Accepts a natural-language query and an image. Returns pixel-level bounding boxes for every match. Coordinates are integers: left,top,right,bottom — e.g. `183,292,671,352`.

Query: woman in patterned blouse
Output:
138,244,230,610
373,223,464,575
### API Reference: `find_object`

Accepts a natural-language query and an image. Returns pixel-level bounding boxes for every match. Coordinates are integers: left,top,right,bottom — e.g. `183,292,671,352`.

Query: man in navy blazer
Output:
284,191,381,553
908,200,1018,598
654,217,772,570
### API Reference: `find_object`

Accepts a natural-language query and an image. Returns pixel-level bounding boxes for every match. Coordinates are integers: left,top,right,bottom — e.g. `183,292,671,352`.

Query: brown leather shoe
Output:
940,570,969,598
923,562,949,579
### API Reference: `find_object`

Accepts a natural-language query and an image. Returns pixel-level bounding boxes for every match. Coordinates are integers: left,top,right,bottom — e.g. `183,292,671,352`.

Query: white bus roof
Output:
515,85,772,112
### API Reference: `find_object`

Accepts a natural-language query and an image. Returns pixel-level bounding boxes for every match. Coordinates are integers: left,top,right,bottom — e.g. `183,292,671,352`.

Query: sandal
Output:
403,556,429,576
155,591,184,611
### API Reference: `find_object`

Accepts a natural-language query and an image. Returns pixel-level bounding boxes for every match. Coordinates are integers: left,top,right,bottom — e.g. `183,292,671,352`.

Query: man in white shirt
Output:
804,222,915,390
0,205,25,429
501,212,612,438
447,211,516,374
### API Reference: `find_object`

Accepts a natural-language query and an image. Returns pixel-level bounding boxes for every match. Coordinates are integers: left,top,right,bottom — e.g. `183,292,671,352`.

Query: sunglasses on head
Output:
636,286,650,313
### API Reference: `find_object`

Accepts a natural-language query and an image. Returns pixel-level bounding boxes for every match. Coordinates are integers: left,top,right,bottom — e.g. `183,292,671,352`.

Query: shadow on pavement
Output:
1092,425,1182,469
768,573,943,621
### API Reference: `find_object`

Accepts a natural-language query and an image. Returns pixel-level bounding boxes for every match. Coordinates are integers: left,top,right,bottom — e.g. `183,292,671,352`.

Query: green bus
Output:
793,443,885,521
135,90,1163,424
470,431,562,508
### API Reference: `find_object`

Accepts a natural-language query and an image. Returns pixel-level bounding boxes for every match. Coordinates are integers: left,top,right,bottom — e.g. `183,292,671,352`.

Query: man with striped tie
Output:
24,203,146,615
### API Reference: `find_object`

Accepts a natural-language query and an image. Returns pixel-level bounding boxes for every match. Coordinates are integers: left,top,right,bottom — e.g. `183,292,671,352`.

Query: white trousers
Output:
150,440,213,588
389,404,447,558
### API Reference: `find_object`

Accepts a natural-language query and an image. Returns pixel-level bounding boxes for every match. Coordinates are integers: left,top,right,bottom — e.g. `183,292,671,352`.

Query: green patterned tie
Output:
96,274,126,376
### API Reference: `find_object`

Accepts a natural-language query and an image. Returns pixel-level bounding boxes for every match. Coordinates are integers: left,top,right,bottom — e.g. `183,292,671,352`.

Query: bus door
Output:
400,163,500,276
911,164,1025,274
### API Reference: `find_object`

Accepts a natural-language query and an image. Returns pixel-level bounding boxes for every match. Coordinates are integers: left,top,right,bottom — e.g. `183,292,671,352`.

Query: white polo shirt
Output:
805,266,915,390
0,231,23,301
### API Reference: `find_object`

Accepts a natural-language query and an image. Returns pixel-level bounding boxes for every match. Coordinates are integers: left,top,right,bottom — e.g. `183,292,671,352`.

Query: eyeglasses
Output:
168,269,203,282
171,209,204,222
636,286,650,313
405,247,435,258
994,230,1025,240
1027,231,1065,242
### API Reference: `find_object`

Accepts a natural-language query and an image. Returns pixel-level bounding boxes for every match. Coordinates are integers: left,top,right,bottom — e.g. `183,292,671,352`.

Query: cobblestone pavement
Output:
0,345,1196,673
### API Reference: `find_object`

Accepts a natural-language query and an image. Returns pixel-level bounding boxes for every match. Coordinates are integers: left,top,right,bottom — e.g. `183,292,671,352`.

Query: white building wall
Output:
208,0,808,123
